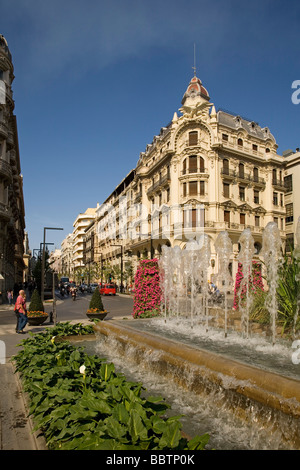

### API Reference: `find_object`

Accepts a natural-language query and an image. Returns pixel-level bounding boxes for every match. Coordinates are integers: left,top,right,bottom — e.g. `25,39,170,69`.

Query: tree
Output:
28,288,44,313
88,287,104,312
123,261,134,285
32,251,52,294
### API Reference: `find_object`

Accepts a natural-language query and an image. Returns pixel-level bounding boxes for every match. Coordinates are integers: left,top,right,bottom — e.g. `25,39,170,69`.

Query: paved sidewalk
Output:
0,303,48,450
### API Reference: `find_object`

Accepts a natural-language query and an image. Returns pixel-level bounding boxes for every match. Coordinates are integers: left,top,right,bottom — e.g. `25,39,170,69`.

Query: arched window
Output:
238,138,243,147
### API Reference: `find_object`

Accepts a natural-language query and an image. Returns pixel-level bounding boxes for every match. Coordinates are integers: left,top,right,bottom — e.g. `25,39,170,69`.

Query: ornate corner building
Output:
94,73,300,284
0,35,26,294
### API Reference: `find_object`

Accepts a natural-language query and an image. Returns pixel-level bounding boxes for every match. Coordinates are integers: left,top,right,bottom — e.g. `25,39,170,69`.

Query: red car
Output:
100,283,116,295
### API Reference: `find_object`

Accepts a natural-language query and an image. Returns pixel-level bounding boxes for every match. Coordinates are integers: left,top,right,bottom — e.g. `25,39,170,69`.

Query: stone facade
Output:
60,74,300,287
93,74,294,284
0,34,26,297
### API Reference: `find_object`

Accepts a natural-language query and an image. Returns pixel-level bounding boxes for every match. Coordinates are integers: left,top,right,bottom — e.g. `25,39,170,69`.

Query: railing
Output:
147,173,170,194
0,159,12,181
221,168,266,186
0,202,11,220
181,168,206,175
272,179,286,190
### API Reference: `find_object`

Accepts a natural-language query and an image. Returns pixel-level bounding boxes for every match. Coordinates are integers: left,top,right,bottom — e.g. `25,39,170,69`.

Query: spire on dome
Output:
181,75,210,106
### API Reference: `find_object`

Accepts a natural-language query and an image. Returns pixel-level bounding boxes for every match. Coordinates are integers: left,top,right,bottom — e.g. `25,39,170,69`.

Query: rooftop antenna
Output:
192,43,197,77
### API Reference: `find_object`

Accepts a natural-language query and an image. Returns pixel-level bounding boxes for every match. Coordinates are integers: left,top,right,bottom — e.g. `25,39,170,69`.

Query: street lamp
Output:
41,227,63,302
110,244,123,292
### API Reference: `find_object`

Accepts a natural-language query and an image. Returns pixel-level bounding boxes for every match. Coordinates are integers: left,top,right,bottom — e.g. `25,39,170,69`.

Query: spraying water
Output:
262,222,283,346
215,231,233,337
237,228,255,339
293,217,300,337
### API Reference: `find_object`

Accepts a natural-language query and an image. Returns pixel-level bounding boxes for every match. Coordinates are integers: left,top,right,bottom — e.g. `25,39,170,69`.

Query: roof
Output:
217,110,275,141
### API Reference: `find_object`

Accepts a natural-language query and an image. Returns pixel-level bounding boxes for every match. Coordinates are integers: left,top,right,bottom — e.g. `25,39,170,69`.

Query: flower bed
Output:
27,311,48,326
27,311,48,317
133,259,162,318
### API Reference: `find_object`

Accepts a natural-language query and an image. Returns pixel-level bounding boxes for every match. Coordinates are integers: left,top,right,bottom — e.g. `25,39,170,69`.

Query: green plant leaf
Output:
159,421,182,449
128,409,148,443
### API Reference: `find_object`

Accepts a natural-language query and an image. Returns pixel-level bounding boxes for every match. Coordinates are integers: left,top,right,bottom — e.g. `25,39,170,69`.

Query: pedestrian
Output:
7,289,13,305
14,289,28,334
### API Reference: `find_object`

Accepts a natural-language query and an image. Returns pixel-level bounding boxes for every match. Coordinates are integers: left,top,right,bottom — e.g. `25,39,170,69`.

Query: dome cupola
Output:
181,75,210,106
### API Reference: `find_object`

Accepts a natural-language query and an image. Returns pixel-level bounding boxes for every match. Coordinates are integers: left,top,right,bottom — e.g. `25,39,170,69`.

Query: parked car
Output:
88,283,99,293
100,283,116,295
79,283,88,293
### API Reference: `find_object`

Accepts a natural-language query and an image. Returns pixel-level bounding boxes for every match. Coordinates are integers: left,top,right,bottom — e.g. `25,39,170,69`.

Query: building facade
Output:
0,34,26,298
94,74,293,285
72,207,97,274
61,233,73,278
283,149,300,251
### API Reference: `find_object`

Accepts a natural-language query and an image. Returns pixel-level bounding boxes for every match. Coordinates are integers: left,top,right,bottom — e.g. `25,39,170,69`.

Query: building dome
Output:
181,75,210,105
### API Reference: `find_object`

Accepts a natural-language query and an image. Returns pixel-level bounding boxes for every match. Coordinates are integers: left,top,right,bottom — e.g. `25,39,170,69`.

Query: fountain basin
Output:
94,319,300,448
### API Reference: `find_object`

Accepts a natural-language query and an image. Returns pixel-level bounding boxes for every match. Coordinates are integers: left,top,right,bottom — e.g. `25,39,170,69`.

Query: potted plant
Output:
27,289,48,326
86,287,108,321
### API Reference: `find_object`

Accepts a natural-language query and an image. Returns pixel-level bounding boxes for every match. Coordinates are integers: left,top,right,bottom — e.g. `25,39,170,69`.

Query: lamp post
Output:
41,227,63,302
111,244,123,292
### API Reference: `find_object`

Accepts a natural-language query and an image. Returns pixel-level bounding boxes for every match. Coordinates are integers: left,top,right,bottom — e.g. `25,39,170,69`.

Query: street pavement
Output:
0,291,134,450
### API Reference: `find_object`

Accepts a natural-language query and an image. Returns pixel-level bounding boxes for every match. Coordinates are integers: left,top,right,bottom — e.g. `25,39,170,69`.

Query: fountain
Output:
93,224,300,449
261,222,283,345
215,231,232,337
294,217,300,338
237,228,256,339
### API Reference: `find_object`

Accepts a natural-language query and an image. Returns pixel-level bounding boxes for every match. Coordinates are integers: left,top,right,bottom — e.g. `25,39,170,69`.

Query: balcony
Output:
221,168,266,187
147,173,170,195
0,159,12,182
0,202,11,220
220,168,236,179
0,120,8,139
272,179,286,191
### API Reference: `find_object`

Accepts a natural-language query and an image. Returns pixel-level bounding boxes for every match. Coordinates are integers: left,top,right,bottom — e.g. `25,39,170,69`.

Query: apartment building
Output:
283,149,300,251
61,233,73,277
0,34,26,297
94,73,294,283
48,249,62,274
72,207,97,273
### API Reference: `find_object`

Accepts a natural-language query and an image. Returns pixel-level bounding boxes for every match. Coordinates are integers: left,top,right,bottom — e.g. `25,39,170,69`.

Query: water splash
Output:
293,217,300,337
238,228,255,339
262,222,283,346
215,231,233,337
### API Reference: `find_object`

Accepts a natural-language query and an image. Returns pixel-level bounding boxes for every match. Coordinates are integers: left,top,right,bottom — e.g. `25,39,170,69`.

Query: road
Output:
50,291,134,323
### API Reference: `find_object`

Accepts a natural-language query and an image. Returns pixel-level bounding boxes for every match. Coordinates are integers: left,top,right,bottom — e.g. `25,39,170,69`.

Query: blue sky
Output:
1,0,300,252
